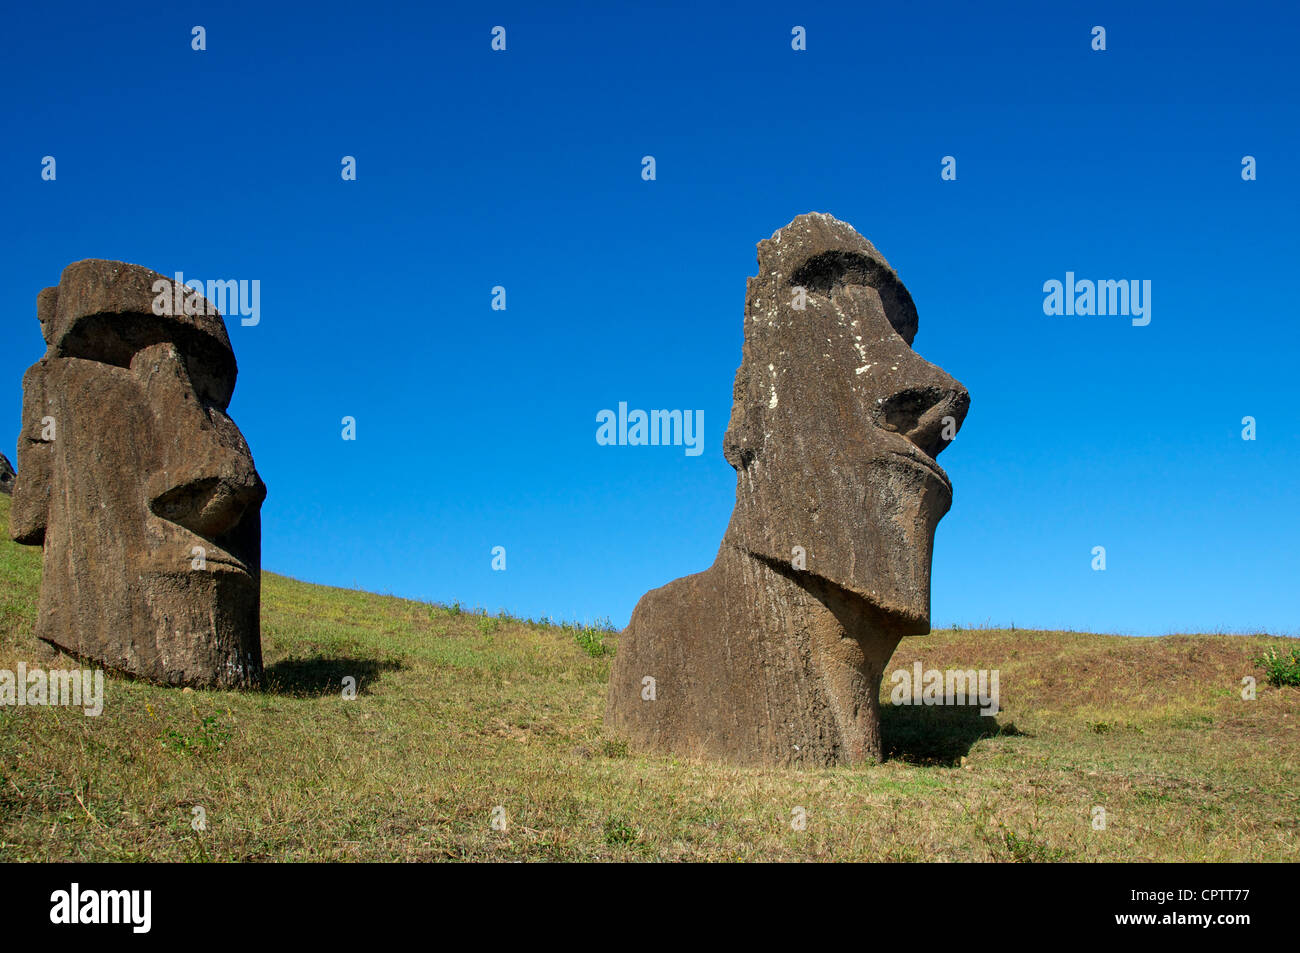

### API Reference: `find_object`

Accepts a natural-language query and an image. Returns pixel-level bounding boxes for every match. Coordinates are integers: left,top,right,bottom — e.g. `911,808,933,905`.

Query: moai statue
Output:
9,260,266,687
0,452,14,495
606,214,970,765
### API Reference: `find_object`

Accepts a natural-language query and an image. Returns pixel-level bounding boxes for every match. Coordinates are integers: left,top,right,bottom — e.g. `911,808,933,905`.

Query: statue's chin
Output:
871,597,932,636
819,545,936,636
131,566,261,635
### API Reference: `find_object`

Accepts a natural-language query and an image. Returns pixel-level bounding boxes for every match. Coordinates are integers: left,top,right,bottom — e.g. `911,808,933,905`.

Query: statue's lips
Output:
889,449,952,492
142,515,257,578
204,555,254,577
141,550,254,578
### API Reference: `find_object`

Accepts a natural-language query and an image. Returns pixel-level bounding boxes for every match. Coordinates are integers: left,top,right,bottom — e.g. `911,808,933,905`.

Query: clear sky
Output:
2,1,1296,636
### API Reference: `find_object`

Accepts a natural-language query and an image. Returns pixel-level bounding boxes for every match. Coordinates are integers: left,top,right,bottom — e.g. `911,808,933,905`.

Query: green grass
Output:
1,492,1296,861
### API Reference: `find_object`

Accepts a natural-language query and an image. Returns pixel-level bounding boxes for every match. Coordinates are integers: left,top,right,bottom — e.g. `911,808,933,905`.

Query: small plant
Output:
555,616,617,657
572,625,609,657
429,600,463,620
998,824,1069,863
1089,721,1113,734
1254,645,1300,687
162,714,232,755
476,616,500,634
601,739,628,759
603,815,637,847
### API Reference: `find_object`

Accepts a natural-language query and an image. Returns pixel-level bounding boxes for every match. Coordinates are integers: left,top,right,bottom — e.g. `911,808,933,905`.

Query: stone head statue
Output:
10,260,265,687
722,212,969,631
607,213,969,765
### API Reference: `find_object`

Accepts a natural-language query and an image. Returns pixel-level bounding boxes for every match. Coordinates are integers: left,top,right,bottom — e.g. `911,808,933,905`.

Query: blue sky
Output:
2,1,1296,635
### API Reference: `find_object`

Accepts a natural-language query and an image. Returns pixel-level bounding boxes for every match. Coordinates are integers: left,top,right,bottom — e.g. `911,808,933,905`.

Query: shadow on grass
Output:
882,703,1028,766
262,656,403,697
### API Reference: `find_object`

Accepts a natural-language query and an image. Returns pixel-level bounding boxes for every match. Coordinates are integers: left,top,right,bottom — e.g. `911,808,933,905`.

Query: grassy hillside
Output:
1,492,1296,861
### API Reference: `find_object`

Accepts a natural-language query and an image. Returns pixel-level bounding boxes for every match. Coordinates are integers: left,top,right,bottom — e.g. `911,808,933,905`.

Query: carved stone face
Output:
723,214,969,632
11,260,265,686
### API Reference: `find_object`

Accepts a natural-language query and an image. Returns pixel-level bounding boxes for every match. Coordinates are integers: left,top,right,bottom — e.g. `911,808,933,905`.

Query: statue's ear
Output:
10,361,53,545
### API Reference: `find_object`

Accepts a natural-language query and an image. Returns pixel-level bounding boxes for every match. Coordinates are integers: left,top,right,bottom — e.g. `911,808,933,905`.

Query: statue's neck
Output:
713,539,904,764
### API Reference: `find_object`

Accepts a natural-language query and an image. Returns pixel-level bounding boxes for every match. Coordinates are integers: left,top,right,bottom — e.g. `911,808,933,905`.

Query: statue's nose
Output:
829,282,969,459
877,365,970,460
151,468,266,538
131,341,266,537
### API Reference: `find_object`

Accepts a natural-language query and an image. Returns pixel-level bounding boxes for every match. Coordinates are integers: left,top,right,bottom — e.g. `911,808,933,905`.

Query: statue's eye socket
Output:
788,251,918,346
54,313,236,408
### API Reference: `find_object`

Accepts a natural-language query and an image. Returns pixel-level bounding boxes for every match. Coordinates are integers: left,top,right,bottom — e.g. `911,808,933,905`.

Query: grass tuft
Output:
1255,645,1300,687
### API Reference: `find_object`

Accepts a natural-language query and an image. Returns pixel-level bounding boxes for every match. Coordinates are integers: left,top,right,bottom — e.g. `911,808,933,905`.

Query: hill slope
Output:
1,493,1295,861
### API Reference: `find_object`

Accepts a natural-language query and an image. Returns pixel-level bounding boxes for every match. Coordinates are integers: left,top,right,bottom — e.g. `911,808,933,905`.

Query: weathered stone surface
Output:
606,213,970,765
0,452,14,495
10,260,265,687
